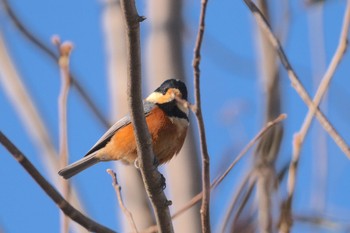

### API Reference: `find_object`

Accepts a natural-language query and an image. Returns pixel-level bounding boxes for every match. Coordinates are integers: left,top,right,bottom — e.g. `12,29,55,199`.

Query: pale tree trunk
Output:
307,5,328,212
254,1,283,232
147,1,202,232
102,1,155,231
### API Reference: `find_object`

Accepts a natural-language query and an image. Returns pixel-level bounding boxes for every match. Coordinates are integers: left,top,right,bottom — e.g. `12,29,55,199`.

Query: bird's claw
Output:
153,156,160,168
159,173,166,192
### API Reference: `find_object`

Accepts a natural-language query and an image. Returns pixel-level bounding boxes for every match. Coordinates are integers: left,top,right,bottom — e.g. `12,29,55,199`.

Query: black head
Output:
154,79,188,100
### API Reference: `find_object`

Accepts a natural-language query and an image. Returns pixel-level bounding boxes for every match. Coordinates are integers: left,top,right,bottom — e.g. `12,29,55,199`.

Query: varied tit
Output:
58,79,189,179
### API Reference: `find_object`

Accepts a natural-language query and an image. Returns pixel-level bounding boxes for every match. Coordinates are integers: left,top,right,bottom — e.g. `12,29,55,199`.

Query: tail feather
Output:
58,153,100,179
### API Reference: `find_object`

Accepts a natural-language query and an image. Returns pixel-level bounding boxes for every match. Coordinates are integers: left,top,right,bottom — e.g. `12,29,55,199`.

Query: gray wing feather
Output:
84,101,155,156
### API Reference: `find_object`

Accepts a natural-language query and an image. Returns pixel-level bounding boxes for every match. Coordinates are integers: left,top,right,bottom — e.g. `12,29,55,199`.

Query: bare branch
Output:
220,171,255,232
211,114,286,190
142,114,286,233
294,214,350,231
119,1,173,232
0,132,116,233
1,0,110,128
242,0,350,159
298,1,350,155
192,0,211,232
171,114,286,219
107,169,138,233
279,3,350,233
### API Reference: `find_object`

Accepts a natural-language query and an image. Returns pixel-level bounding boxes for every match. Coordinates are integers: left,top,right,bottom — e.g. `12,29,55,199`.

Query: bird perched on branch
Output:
58,79,189,179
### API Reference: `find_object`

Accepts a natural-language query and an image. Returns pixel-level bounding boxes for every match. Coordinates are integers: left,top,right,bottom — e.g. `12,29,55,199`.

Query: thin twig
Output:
53,37,73,233
242,0,350,159
280,3,350,233
0,132,116,233
220,171,255,233
192,0,211,232
106,169,138,233
211,114,286,190
119,1,173,233
1,0,110,128
171,114,286,220
294,214,350,231
231,175,257,230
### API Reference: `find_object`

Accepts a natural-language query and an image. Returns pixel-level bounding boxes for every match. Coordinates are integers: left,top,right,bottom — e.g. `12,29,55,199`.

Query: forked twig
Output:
107,169,138,233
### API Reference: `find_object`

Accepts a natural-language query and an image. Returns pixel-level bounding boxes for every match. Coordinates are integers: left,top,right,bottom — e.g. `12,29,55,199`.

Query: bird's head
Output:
146,79,189,119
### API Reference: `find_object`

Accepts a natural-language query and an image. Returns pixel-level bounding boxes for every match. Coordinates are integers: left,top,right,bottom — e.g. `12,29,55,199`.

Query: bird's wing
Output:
84,101,156,157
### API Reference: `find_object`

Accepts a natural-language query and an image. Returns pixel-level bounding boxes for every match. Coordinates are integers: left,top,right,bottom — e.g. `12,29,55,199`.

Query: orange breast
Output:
99,107,188,164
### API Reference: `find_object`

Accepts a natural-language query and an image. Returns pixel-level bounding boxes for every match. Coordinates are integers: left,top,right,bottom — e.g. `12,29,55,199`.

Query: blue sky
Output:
1,0,350,232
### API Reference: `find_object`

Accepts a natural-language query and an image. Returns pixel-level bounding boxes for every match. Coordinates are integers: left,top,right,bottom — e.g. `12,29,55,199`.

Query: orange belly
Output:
98,107,188,164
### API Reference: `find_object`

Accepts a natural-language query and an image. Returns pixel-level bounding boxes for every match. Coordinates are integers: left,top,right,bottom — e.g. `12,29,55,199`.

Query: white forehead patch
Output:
146,92,164,103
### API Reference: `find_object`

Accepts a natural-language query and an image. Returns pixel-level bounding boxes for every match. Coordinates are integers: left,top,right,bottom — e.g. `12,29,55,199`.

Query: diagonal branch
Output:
242,0,350,159
119,0,173,233
192,0,211,232
0,132,116,233
142,114,286,233
171,114,286,219
107,169,138,233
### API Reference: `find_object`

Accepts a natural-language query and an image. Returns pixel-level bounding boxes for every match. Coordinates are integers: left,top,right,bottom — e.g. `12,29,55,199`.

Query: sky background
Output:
1,0,350,232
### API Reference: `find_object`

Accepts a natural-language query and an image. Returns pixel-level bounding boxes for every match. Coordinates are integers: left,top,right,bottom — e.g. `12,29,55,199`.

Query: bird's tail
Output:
58,153,100,179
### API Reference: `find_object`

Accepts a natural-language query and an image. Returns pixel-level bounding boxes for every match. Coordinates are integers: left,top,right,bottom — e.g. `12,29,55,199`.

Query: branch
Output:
192,0,211,232
242,0,350,159
142,114,286,233
119,1,173,233
297,0,350,161
280,3,350,233
220,171,255,232
0,132,116,233
1,0,110,128
107,169,138,233
171,114,286,219
294,214,350,231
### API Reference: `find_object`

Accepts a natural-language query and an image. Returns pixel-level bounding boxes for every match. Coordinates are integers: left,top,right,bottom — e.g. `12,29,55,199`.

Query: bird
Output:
58,79,189,179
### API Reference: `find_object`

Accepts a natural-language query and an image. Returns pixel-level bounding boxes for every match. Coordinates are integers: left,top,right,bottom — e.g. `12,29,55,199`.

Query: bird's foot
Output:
159,173,166,192
153,156,160,168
